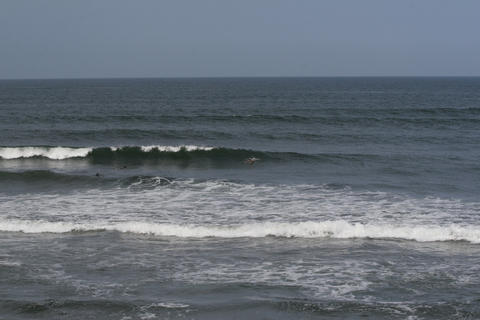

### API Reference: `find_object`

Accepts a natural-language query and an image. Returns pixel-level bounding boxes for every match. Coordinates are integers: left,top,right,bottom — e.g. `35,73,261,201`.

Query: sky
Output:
1,0,479,79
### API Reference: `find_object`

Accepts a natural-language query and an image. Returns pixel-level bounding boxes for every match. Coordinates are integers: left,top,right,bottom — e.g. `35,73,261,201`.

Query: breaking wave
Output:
0,145,213,160
0,146,92,160
0,145,375,165
1,219,479,243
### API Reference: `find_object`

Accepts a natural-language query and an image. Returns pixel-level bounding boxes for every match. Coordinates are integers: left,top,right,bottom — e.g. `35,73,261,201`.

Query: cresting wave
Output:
0,145,382,165
1,220,479,243
0,145,213,160
0,146,92,160
0,145,314,163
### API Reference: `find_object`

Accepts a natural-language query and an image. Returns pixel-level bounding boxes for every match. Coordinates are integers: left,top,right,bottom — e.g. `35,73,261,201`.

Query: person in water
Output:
244,157,260,165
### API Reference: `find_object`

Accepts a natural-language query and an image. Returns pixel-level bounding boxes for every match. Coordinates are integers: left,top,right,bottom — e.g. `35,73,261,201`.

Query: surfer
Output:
244,157,260,165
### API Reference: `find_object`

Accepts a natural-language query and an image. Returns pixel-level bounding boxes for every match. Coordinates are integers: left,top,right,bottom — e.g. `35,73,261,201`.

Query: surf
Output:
0,145,372,164
1,219,479,243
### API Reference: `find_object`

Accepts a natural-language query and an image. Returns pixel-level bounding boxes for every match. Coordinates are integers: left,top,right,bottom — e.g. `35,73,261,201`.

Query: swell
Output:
5,108,480,124
1,219,479,243
0,145,349,163
1,145,469,169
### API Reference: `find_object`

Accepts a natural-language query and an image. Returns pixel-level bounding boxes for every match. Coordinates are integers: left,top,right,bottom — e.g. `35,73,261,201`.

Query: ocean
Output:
0,77,479,319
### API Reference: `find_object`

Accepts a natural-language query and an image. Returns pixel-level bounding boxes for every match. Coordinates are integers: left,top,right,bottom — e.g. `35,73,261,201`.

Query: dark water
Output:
1,78,480,319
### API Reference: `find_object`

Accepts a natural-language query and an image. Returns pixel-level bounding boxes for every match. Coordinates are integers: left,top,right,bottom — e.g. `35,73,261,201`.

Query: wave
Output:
0,145,462,169
0,145,213,160
1,220,479,243
0,145,319,164
0,146,92,160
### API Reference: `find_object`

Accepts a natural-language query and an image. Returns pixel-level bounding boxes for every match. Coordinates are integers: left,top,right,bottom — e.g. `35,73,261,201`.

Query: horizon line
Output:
1,75,480,81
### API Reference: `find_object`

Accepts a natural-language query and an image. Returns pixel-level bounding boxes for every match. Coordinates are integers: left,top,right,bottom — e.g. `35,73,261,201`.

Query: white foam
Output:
0,145,214,159
140,145,213,152
0,147,92,160
148,302,189,309
1,219,479,243
139,312,156,320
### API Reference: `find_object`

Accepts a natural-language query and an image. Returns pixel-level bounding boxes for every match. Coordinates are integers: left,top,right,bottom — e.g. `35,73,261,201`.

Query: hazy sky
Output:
1,0,479,78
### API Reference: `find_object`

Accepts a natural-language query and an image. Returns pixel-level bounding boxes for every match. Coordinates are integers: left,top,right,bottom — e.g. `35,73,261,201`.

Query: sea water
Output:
1,77,479,319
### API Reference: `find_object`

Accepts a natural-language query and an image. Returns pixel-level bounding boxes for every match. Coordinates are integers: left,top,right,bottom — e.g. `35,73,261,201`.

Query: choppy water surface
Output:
1,78,480,319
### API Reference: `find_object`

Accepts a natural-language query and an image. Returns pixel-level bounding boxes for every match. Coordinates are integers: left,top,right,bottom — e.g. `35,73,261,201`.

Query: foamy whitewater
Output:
2,220,480,243
1,78,480,319
0,145,213,159
0,146,92,160
1,179,479,243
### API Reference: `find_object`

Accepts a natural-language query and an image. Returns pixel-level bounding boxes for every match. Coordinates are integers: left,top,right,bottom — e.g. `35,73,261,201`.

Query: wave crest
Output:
0,146,92,160
0,145,358,164
0,145,215,160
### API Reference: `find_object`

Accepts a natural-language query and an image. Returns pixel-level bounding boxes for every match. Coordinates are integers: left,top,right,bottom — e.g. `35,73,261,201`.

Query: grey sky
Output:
1,0,479,79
